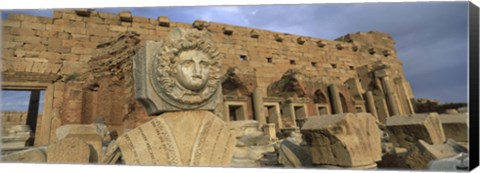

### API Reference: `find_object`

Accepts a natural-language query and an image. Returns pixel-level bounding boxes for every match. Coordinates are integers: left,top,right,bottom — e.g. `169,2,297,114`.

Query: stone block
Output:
386,113,446,147
98,12,120,20
64,26,86,34
20,21,46,30
2,41,23,49
109,25,127,32
85,16,104,24
157,16,170,27
30,61,48,73
10,28,35,36
117,110,235,166
193,20,208,30
1,148,46,163
119,11,132,22
297,36,306,45
301,113,382,167
71,47,94,55
403,139,467,169
75,9,92,17
46,137,91,164
55,124,105,163
39,51,61,60
262,123,277,142
14,35,43,43
23,43,47,52
278,140,312,167
3,20,21,27
62,12,84,21
274,34,284,42
46,24,64,32
14,50,40,58
36,30,58,37
87,27,113,37
223,26,234,35
438,113,468,142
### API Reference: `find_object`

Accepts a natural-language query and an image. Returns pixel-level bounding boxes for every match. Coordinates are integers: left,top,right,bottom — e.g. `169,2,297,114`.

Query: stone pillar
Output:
396,78,416,115
328,84,343,114
381,76,400,116
26,90,40,135
253,88,266,125
365,91,378,120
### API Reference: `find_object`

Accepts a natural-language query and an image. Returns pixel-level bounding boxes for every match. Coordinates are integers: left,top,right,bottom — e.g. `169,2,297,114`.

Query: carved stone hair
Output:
152,28,221,106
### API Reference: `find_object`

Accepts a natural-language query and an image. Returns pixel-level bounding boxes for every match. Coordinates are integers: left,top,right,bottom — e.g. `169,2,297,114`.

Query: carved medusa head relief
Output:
149,28,221,109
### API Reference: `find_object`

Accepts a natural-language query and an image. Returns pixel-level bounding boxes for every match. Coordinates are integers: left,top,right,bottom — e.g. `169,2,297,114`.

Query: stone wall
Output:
1,112,42,136
2,9,416,145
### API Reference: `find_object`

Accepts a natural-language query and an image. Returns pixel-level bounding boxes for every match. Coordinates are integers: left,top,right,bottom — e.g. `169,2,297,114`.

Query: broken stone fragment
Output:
223,26,234,35
316,40,326,48
250,30,259,38
47,137,92,164
438,113,468,143
336,43,345,50
301,113,381,167
278,140,312,167
157,16,170,27
119,11,132,22
101,140,121,164
297,37,306,45
117,110,235,166
382,50,391,57
75,9,92,17
403,139,467,169
274,34,284,42
2,148,46,163
193,20,208,30
55,124,104,162
385,113,446,148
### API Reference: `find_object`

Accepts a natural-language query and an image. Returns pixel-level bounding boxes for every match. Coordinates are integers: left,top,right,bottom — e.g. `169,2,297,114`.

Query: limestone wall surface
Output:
2,9,415,145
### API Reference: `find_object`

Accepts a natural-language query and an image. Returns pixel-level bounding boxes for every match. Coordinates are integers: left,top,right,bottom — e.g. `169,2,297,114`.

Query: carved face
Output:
176,50,210,91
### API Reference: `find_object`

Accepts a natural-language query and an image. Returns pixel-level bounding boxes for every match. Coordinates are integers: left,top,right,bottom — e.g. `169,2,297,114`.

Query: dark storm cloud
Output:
196,2,469,103
0,2,469,112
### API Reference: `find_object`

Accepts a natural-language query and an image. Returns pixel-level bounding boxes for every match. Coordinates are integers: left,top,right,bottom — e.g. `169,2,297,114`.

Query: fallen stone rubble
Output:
0,112,469,171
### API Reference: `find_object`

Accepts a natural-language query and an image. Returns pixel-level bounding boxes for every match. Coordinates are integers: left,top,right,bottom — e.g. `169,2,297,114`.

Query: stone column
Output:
328,84,343,114
365,91,378,120
253,88,266,125
26,90,40,135
381,76,400,116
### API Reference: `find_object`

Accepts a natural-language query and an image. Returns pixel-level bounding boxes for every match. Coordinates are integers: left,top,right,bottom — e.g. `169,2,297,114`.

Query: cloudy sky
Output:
1,2,470,112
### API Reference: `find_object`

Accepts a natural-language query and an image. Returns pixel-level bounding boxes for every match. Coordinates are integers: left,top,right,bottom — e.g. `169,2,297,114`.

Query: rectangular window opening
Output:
290,60,296,65
293,106,307,128
355,106,364,113
317,105,329,115
240,55,247,61
266,57,273,63
331,64,337,69
311,62,317,67
264,105,279,124
228,105,244,121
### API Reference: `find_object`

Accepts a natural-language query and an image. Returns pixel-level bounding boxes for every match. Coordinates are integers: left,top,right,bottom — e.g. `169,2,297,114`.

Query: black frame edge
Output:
469,1,479,171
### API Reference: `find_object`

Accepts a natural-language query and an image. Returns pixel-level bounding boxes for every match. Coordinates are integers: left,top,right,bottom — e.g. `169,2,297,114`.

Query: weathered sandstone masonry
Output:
2,9,415,146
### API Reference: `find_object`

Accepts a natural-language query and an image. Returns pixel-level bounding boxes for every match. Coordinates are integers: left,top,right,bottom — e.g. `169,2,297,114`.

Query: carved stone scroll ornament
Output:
134,28,222,114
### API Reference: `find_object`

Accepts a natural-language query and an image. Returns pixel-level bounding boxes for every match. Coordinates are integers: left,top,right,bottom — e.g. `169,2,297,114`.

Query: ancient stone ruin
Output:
1,9,469,171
